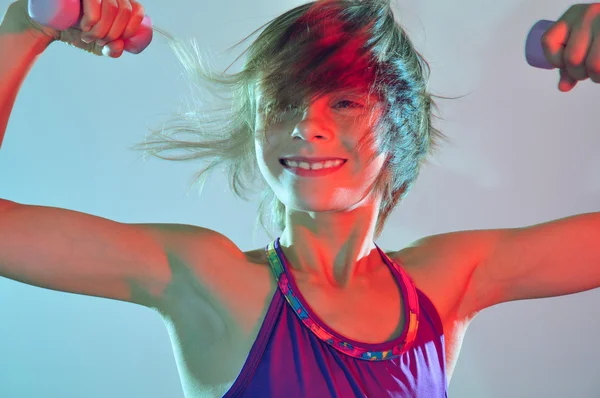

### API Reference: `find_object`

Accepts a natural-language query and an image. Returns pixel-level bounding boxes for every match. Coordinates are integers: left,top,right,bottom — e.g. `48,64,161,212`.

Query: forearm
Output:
0,15,53,149
500,211,600,303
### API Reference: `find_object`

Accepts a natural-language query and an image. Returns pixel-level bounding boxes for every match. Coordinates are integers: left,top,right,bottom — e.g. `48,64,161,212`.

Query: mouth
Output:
279,158,348,177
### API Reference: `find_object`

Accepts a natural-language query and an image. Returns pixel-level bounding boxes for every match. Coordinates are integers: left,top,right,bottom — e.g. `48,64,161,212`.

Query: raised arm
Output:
0,0,229,314
0,2,54,148
0,199,230,312
0,0,137,147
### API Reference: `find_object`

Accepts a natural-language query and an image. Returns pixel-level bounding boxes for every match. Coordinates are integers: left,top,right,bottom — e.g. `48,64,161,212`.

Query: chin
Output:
285,196,352,214
289,201,338,213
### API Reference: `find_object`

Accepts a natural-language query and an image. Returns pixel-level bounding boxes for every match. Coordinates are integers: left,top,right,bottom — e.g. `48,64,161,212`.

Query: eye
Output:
335,100,363,109
261,104,300,125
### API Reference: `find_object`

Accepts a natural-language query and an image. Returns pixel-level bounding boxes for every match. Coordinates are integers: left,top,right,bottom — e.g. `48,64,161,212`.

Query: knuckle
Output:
134,4,145,19
563,55,581,69
105,3,133,41
590,4,600,14
116,8,133,26
96,1,122,38
119,0,134,15
85,16,101,29
106,0,119,13
121,2,145,38
122,6,133,17
572,68,588,80
540,31,551,48
540,35,563,68
586,62,600,76
563,59,575,69
124,0,135,10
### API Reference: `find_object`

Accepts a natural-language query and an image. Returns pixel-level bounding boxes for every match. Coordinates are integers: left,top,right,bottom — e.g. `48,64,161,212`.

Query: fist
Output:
9,0,147,58
76,0,147,57
541,3,600,92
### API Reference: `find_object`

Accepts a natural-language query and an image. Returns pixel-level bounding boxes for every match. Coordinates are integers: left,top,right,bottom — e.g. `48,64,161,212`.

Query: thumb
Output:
559,68,577,92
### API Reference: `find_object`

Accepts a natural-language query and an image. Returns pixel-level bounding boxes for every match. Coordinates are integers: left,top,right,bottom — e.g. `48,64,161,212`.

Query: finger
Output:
541,20,570,69
99,0,133,45
563,24,593,81
586,21,600,83
89,0,119,42
103,38,125,58
122,1,145,40
559,68,578,92
80,0,102,32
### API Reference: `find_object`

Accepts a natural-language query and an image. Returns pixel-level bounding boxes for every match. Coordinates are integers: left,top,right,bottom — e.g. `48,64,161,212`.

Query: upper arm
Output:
402,214,600,322
476,213,600,304
398,228,512,321
0,200,229,312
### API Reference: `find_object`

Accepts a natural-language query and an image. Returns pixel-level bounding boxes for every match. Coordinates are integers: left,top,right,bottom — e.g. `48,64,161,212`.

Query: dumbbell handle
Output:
28,0,153,54
21,6,558,64
526,20,555,69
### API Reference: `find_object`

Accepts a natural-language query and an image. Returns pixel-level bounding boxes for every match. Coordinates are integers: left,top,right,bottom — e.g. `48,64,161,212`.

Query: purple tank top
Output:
222,238,447,397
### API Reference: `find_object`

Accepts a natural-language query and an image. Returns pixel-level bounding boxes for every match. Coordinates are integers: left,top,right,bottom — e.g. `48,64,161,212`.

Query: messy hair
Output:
134,0,466,240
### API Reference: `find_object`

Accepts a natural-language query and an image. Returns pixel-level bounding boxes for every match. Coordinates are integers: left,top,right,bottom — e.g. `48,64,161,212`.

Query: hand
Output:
541,3,600,92
75,0,147,57
7,0,146,58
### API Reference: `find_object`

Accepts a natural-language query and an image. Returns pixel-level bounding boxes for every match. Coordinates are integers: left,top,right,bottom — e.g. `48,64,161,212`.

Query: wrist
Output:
0,1,57,56
0,20,55,56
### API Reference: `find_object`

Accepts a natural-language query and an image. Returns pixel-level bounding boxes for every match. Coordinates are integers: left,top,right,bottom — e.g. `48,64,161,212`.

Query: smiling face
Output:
254,84,388,215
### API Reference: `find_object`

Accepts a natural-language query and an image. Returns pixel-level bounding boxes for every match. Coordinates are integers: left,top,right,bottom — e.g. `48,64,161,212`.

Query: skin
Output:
253,85,393,290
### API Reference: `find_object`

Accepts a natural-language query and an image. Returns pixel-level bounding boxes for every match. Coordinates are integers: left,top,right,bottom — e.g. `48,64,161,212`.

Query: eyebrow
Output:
337,87,367,93
255,87,373,109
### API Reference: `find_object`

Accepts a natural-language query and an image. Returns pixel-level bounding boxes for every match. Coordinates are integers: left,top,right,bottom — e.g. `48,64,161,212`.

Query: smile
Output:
279,159,347,177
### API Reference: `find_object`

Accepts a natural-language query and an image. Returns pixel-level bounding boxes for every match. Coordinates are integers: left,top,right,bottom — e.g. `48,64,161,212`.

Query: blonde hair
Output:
133,0,467,240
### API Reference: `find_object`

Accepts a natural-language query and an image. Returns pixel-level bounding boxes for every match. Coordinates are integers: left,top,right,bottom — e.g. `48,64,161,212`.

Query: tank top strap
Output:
264,237,421,360
265,239,286,282
374,243,420,349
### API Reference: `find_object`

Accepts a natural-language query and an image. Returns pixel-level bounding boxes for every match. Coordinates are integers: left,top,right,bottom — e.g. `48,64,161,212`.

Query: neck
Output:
278,202,383,290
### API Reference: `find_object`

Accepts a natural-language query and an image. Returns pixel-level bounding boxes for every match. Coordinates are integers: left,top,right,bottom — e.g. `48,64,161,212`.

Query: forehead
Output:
254,85,377,103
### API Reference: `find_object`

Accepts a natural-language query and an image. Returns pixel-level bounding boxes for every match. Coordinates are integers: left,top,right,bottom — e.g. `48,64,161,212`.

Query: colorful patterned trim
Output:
264,238,420,361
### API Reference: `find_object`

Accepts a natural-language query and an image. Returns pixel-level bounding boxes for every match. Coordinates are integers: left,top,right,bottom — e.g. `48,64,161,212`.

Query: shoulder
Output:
135,223,261,278
135,223,255,310
389,229,499,323
136,223,241,256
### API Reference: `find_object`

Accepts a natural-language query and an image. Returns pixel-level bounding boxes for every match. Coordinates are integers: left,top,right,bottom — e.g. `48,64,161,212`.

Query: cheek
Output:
357,152,387,183
254,124,288,162
254,136,283,184
254,141,270,176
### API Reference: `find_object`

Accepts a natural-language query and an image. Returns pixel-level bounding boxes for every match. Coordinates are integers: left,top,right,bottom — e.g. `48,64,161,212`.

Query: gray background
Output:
0,0,598,396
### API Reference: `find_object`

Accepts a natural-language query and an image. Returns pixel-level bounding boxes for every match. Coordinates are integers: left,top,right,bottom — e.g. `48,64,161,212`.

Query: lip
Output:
280,159,347,177
280,157,347,162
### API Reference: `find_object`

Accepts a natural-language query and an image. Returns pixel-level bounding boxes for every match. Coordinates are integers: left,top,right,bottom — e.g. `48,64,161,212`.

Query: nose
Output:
289,104,333,142
291,128,331,141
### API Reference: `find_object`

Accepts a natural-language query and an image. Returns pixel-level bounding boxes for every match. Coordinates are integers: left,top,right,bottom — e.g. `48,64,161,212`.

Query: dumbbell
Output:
525,20,556,69
25,2,556,64
28,0,152,54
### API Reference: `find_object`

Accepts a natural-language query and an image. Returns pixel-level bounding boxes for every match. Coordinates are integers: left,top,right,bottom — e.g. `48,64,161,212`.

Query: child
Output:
1,0,598,396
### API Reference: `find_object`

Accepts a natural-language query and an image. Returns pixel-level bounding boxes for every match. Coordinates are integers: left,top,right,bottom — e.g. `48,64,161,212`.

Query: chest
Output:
287,270,407,343
161,250,468,397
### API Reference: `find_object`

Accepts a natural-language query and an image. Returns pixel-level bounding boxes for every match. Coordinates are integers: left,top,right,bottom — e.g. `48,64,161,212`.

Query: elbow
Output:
0,199,19,215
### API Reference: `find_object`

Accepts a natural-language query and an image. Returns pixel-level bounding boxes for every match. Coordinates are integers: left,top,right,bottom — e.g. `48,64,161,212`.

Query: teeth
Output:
283,159,344,170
